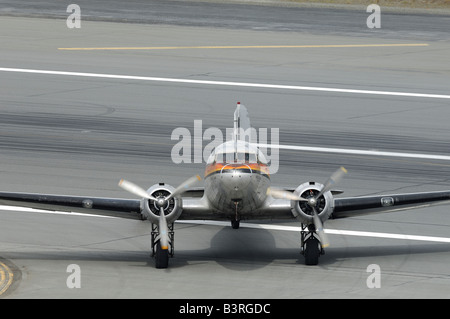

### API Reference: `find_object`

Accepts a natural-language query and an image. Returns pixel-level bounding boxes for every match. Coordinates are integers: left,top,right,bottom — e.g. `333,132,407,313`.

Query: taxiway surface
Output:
0,2,449,298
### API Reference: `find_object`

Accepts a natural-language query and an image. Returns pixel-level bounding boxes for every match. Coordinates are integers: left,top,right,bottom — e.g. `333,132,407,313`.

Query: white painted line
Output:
3,68,448,160
0,205,116,218
324,228,450,243
1,205,449,243
177,220,450,243
1,67,450,99
258,144,450,161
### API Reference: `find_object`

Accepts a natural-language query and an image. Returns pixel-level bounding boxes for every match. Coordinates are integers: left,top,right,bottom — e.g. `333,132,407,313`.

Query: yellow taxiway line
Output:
58,43,429,50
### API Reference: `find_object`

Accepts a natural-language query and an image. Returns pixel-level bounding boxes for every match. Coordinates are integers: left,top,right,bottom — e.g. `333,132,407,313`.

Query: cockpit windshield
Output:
206,141,268,165
215,152,257,163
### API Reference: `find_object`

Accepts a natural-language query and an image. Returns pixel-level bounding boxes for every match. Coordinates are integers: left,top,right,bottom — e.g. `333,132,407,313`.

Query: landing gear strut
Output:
231,200,241,229
151,222,174,268
300,223,325,265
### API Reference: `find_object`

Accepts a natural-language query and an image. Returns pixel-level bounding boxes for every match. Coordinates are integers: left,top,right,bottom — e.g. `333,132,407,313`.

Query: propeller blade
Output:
118,179,158,201
159,207,169,250
166,174,202,200
312,207,330,248
317,166,347,199
266,188,309,201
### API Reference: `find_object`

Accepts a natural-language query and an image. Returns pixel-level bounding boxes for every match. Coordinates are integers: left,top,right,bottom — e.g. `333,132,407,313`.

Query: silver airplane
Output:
1,103,450,268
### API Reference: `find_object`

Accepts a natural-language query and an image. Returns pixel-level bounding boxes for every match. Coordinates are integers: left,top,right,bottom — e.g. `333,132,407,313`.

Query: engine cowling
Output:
141,183,183,224
290,182,335,225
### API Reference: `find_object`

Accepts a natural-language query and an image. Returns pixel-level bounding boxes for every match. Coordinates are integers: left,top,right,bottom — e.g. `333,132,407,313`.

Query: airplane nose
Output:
220,164,252,195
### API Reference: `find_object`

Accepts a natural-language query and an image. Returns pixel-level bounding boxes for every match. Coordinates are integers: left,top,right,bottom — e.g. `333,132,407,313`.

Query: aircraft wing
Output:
0,191,143,219
2,189,450,221
0,187,214,221
332,190,450,218
261,189,450,219
182,187,204,198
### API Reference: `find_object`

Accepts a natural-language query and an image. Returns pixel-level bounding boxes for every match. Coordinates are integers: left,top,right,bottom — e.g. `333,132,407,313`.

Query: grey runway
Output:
0,2,449,298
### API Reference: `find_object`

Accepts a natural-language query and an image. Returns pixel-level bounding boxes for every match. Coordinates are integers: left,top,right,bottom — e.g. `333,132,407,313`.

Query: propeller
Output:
159,207,169,250
166,174,202,200
316,166,347,199
118,175,202,250
267,167,347,248
312,206,329,248
118,179,158,201
266,187,309,201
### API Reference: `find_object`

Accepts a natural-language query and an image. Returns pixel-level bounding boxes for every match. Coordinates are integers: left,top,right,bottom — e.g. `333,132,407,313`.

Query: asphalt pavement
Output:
0,1,449,299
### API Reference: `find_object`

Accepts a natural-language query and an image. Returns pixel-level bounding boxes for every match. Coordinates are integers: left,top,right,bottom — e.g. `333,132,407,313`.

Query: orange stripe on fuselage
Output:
204,162,270,178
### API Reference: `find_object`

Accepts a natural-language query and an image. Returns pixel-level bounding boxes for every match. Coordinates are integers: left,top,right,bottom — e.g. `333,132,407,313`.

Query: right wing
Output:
259,189,450,220
0,191,143,219
0,190,212,220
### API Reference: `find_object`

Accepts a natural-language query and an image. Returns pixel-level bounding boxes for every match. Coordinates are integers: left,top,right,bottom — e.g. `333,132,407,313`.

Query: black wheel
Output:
155,245,169,269
304,237,320,266
231,219,240,229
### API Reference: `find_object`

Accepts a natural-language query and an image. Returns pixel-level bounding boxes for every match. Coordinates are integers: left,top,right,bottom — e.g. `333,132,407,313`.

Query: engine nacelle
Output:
141,183,183,224
290,182,335,225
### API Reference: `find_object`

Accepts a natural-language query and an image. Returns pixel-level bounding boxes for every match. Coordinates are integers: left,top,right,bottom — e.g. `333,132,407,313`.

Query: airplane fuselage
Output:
203,142,270,219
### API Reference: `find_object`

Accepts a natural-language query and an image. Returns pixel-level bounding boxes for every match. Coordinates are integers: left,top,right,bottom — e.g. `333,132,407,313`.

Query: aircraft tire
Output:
304,237,320,266
155,245,169,269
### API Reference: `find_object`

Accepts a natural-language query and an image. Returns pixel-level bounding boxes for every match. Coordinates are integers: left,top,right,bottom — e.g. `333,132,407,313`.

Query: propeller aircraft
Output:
1,103,450,268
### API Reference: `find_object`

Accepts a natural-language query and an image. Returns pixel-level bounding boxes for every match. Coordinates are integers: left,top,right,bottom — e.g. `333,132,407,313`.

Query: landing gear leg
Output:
300,224,324,266
151,222,174,269
231,201,240,229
